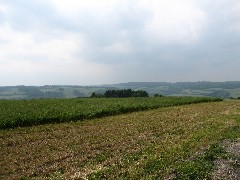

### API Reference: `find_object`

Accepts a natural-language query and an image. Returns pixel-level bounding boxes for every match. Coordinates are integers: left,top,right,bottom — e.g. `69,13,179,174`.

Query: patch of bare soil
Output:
212,139,240,180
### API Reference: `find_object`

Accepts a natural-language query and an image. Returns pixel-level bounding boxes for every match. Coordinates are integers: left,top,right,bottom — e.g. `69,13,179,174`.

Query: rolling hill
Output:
1,81,240,99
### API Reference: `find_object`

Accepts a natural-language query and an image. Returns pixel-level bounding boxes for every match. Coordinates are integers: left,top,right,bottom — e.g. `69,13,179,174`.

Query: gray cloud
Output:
0,0,240,85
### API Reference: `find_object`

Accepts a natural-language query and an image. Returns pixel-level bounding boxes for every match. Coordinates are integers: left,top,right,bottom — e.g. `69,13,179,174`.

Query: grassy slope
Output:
0,100,240,179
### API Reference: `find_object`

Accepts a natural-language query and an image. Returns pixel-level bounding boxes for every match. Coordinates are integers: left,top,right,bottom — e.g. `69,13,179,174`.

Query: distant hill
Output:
106,81,240,98
1,81,240,99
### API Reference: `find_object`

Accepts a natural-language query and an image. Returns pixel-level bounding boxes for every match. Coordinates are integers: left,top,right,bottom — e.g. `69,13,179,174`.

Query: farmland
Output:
0,100,239,179
0,96,221,129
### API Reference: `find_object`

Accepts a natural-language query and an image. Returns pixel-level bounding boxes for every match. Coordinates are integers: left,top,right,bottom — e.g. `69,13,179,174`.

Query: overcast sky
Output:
0,0,240,85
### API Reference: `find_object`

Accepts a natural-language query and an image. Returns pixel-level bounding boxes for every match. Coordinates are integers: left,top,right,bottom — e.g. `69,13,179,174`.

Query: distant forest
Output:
91,89,148,98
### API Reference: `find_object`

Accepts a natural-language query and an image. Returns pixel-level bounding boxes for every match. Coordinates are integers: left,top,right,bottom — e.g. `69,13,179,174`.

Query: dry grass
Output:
1,101,240,179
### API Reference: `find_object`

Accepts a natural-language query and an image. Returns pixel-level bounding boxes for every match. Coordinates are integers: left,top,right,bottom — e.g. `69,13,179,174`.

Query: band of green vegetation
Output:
0,97,222,129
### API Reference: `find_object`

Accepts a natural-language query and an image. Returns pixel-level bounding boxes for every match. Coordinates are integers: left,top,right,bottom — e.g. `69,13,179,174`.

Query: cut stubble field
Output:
0,100,240,179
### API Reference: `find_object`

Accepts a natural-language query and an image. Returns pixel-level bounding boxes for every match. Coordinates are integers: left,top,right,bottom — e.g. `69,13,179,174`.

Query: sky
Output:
0,0,240,86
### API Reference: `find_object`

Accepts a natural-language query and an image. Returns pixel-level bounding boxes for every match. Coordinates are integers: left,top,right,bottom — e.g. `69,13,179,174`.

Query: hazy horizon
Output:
1,0,240,86
1,80,240,87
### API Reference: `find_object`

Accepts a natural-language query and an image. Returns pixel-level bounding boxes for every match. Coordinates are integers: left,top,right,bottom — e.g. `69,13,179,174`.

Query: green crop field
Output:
0,97,221,129
0,100,239,179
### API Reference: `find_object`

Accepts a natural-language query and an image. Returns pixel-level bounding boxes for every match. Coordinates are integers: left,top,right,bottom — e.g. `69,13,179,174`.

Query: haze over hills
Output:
1,81,240,100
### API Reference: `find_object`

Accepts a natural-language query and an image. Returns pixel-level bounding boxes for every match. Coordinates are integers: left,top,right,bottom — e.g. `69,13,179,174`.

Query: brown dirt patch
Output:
212,139,240,180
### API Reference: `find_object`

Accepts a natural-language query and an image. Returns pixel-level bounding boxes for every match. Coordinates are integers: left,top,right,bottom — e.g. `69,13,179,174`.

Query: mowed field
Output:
0,100,240,179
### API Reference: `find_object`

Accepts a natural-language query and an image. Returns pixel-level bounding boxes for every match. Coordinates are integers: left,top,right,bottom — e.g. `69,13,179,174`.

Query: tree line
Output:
91,89,148,98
